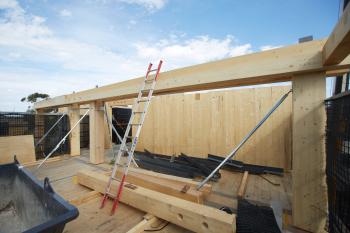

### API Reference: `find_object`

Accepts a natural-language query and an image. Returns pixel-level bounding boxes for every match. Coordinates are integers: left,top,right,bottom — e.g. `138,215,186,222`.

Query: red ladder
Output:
100,60,163,215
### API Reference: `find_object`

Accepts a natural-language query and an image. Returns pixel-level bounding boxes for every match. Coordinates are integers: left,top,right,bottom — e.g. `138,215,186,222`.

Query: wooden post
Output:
68,104,80,156
104,103,112,149
292,72,327,232
89,101,105,164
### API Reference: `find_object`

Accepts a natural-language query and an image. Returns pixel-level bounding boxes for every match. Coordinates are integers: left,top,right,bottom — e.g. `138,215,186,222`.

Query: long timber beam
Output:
35,39,350,109
77,169,235,233
323,3,350,65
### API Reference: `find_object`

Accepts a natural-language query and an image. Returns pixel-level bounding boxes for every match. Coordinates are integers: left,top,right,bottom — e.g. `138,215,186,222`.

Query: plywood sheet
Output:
0,135,35,164
136,86,292,169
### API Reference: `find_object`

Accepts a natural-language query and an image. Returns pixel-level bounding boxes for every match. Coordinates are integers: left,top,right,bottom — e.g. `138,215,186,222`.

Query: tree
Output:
21,93,49,103
21,92,50,112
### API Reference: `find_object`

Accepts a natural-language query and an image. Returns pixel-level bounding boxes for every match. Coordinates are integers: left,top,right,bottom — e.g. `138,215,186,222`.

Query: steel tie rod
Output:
197,89,292,190
36,109,90,171
35,113,67,147
105,107,138,167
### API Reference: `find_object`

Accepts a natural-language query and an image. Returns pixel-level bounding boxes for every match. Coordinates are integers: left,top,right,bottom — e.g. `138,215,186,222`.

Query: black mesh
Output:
325,92,350,233
80,115,89,148
236,199,281,233
0,112,70,159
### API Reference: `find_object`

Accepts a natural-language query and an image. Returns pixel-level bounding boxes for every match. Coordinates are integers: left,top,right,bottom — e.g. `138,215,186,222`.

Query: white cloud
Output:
60,9,72,17
119,0,166,11
135,35,252,69
0,0,253,111
260,45,282,51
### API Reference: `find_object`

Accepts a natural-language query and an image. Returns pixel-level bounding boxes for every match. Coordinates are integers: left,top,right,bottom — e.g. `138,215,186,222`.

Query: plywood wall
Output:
136,86,292,169
0,135,36,164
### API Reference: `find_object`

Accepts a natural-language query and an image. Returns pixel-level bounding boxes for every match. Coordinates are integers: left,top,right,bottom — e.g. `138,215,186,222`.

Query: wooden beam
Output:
292,72,327,232
323,3,350,65
237,171,249,199
68,104,81,156
89,101,105,164
110,169,205,203
77,169,235,233
69,191,101,206
126,214,166,233
127,167,212,196
104,103,112,149
35,39,350,109
108,99,135,107
23,155,63,167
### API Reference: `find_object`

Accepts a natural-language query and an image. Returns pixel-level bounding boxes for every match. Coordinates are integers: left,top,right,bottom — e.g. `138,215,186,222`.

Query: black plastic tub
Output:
0,158,79,233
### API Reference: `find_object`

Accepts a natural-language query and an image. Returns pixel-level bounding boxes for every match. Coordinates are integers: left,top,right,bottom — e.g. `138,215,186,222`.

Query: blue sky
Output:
0,0,341,111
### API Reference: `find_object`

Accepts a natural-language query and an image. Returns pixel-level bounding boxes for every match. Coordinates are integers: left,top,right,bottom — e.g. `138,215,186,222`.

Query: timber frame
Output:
34,5,350,233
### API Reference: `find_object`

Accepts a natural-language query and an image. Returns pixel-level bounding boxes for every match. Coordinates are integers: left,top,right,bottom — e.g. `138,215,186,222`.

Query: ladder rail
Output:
101,61,163,213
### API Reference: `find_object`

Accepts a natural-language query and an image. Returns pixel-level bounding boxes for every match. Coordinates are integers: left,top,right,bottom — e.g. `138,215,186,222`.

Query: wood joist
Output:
77,169,235,233
35,39,350,109
323,3,350,65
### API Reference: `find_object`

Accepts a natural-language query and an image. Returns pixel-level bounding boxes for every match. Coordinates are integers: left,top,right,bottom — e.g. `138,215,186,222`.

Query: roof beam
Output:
35,39,350,109
323,3,350,65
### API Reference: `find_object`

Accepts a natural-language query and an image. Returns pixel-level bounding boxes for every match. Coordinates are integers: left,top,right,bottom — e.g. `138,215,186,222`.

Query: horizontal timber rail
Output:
35,39,350,109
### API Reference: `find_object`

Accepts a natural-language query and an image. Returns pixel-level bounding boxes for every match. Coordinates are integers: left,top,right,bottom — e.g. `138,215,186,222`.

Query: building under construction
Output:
0,2,350,233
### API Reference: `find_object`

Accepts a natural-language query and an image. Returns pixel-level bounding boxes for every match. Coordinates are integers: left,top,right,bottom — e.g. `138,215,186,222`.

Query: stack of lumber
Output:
77,169,235,233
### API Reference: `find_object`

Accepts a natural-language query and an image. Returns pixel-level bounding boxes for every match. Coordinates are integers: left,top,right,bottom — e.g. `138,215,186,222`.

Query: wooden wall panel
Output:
0,135,36,164
136,86,292,169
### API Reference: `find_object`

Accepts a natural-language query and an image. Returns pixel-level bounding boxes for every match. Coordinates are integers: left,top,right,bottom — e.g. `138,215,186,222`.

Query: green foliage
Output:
21,92,50,113
23,92,50,103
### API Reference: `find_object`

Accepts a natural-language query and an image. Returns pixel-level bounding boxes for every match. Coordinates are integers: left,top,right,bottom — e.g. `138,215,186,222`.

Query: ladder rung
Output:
115,162,127,167
111,177,121,182
141,88,153,92
105,192,116,198
133,111,144,114
130,123,142,125
149,68,158,72
120,147,130,152
145,79,155,83
137,98,149,103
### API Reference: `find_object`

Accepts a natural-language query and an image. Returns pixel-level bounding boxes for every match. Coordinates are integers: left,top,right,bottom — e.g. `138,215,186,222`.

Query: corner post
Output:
68,104,80,156
89,101,105,164
104,102,112,149
292,71,327,232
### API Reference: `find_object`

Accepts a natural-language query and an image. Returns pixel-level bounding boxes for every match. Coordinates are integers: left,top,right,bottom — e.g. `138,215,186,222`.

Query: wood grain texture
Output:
77,169,235,233
0,135,35,164
110,169,205,203
237,171,249,199
89,101,105,164
292,72,327,232
136,86,292,169
323,3,350,65
68,104,81,156
34,39,350,110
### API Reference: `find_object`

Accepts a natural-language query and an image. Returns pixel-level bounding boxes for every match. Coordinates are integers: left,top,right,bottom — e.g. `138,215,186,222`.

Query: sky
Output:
0,0,342,111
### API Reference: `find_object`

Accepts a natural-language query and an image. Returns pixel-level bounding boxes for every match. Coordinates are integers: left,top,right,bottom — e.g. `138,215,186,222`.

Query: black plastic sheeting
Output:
208,154,284,176
0,112,70,159
325,91,350,233
134,150,284,181
0,159,78,233
134,150,221,180
236,199,281,233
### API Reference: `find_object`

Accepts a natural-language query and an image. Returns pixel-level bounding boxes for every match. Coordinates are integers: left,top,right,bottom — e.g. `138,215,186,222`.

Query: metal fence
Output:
325,91,350,233
80,115,89,148
0,112,70,159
